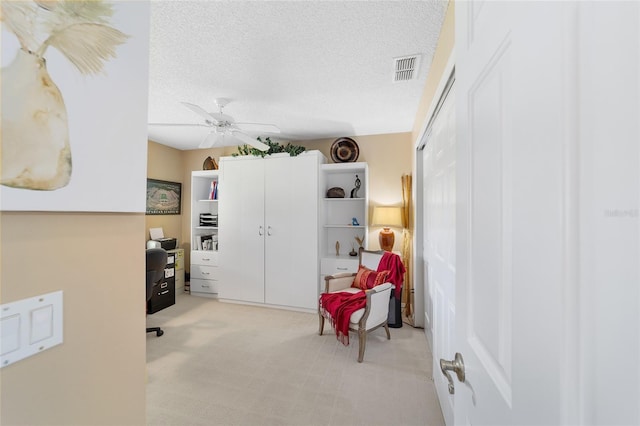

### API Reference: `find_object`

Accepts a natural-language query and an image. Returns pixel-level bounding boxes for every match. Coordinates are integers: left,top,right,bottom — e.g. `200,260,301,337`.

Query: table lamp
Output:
371,206,403,251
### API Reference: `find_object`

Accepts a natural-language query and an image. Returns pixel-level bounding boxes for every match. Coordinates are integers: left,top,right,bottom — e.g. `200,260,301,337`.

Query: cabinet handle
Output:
267,226,273,236
259,226,264,236
337,267,348,271
202,284,210,288
160,290,169,295
160,282,168,289
202,258,210,261
202,271,210,275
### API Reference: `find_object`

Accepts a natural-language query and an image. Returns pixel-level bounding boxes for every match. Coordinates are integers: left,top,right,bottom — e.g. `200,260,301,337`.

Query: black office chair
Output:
146,248,168,337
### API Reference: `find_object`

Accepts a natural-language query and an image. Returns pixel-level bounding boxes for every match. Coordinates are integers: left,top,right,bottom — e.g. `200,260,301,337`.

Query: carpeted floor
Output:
146,292,444,426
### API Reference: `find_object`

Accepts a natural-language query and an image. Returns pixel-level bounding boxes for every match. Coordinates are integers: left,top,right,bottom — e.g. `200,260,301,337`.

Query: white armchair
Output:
318,249,394,362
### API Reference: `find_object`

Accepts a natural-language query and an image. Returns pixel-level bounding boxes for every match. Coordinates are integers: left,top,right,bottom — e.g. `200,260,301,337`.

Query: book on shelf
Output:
195,234,217,251
209,181,218,200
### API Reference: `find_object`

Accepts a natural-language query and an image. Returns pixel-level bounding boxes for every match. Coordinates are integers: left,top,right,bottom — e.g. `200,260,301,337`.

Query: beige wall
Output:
0,213,146,426
146,141,187,243
405,0,454,318
412,1,455,146
409,0,455,227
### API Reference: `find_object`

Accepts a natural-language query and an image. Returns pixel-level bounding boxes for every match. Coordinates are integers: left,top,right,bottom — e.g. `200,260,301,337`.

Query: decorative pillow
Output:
352,265,390,290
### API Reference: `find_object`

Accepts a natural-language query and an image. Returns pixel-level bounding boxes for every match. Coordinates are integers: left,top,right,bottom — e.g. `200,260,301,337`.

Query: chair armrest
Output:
361,283,393,329
367,282,393,293
324,273,356,293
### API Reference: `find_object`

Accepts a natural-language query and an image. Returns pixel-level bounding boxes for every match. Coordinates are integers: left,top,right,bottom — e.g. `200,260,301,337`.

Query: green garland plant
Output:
233,137,306,158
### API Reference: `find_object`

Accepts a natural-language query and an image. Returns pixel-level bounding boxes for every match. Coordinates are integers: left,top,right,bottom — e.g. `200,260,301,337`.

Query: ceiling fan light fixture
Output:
214,98,231,111
174,99,279,151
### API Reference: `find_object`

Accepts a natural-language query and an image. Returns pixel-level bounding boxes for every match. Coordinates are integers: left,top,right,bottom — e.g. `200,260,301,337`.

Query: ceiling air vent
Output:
393,54,421,82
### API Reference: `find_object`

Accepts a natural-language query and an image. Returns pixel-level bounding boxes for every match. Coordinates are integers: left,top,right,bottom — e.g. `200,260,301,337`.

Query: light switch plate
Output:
0,314,21,355
0,291,63,368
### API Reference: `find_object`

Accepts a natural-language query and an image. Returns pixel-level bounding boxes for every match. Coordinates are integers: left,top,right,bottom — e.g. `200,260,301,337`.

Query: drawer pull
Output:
202,258,210,261
202,284,210,288
337,267,348,271
160,282,168,289
159,290,169,295
202,271,210,275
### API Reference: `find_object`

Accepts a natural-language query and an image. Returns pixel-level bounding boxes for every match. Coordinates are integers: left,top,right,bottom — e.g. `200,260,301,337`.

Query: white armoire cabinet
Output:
218,151,325,310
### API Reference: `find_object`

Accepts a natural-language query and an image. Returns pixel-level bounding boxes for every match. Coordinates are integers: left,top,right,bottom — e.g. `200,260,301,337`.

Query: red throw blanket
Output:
319,291,366,346
378,252,406,299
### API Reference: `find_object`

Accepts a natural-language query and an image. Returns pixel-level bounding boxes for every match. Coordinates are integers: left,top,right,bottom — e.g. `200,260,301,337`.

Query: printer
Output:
154,237,177,250
148,227,178,250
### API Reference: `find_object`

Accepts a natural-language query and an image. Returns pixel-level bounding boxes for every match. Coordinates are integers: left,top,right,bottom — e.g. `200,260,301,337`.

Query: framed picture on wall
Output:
146,179,182,215
0,1,150,213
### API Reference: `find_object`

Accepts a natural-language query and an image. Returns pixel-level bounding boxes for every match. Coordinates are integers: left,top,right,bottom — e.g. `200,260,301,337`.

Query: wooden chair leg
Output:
318,313,325,335
384,323,390,340
357,329,367,363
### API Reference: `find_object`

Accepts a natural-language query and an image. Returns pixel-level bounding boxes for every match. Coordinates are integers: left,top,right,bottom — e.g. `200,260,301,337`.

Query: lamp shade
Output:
371,206,403,227
372,206,403,251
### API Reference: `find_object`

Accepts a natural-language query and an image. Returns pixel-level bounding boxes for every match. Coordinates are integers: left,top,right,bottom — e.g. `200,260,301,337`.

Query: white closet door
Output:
264,154,319,309
423,84,456,426
219,157,265,303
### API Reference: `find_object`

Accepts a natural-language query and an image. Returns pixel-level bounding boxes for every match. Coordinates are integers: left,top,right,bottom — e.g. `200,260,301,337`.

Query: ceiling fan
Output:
149,98,280,151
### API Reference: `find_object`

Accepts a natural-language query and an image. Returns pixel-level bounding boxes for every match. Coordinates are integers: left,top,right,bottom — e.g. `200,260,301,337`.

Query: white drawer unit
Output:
319,257,359,292
191,250,218,266
191,264,218,280
321,257,359,275
190,278,219,294
190,252,219,298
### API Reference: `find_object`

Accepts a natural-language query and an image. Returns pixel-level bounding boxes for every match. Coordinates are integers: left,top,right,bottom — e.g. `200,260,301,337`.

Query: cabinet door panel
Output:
264,155,318,309
219,158,265,303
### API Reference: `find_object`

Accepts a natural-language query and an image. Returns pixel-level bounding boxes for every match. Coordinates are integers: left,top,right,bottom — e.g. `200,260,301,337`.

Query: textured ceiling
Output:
148,1,447,150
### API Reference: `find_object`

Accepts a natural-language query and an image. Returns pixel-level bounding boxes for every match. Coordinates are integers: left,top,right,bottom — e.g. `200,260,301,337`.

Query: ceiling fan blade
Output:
234,122,281,134
230,130,269,151
198,131,220,149
182,102,219,124
148,123,208,128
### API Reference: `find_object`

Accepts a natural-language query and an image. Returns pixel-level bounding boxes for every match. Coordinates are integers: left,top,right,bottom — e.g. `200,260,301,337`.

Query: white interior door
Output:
578,2,639,424
264,154,319,309
219,157,265,303
441,2,638,424
422,84,456,426
454,2,573,423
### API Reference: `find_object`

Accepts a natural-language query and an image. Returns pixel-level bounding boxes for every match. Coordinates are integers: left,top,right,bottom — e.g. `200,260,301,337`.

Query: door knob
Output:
440,352,465,394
